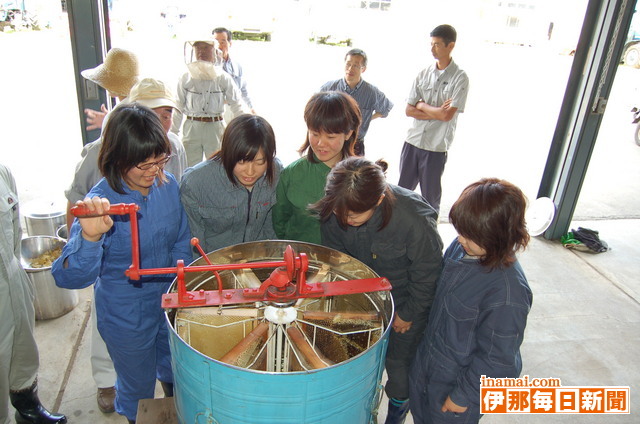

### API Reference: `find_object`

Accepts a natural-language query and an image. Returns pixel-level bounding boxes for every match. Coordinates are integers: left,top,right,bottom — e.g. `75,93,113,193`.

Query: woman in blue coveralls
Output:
409,178,532,424
52,104,192,424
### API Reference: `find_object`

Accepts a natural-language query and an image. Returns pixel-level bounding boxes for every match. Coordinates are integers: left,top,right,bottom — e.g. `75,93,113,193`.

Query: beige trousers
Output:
182,119,226,167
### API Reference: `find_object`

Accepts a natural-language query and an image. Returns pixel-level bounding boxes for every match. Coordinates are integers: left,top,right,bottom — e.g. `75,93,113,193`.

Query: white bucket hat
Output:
81,48,139,98
127,78,179,111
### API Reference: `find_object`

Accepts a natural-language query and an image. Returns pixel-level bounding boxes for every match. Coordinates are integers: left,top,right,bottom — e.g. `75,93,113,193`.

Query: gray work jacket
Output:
180,157,282,256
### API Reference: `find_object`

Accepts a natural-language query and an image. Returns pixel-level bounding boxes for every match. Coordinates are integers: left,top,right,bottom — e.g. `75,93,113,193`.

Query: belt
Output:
186,115,223,122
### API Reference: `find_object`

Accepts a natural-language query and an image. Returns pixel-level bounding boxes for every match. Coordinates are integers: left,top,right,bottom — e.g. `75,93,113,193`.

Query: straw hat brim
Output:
81,64,139,98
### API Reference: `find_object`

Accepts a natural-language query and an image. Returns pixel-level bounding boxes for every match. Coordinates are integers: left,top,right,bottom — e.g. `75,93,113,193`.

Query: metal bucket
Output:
22,200,66,237
56,224,68,240
21,236,78,320
167,241,393,424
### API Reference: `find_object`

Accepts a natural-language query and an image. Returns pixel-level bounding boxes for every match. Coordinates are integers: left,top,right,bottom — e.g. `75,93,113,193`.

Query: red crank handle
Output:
70,203,139,217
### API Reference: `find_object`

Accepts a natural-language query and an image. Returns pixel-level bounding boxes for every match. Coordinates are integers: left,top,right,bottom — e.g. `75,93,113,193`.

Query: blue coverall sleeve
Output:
171,204,194,265
52,220,104,289
449,302,531,408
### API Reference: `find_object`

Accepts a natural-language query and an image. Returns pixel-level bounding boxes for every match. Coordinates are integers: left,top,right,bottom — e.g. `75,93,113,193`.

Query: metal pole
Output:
537,0,637,239
66,0,111,146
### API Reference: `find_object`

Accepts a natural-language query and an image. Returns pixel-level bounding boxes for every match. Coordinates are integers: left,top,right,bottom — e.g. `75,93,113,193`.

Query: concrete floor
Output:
9,219,638,424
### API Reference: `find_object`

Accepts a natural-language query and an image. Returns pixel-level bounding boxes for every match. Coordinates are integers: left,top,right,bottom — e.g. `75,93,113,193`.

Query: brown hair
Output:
311,157,395,230
211,114,277,186
449,178,529,269
298,91,361,162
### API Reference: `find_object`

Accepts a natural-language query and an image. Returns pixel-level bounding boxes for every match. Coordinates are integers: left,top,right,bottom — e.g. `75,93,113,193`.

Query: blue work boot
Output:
384,397,409,424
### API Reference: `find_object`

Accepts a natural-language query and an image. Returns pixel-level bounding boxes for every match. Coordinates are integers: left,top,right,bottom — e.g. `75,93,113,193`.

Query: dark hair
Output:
212,27,232,41
311,157,395,230
211,114,277,186
98,104,170,194
345,48,367,67
298,91,361,163
431,24,457,46
449,178,529,270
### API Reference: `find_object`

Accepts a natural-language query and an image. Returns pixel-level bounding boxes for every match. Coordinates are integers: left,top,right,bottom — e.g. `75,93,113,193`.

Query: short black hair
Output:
98,104,170,194
211,114,277,186
430,24,457,46
212,27,232,41
345,48,367,67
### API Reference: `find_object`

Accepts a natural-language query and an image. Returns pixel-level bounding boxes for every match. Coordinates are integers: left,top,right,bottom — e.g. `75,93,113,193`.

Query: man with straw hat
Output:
171,35,246,167
81,48,140,131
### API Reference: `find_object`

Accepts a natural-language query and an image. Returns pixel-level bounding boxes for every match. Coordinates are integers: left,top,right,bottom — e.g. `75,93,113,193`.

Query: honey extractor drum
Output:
166,241,394,424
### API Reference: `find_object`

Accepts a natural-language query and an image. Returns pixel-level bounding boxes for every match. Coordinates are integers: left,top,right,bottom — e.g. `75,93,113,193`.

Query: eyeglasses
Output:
345,63,364,70
136,155,173,171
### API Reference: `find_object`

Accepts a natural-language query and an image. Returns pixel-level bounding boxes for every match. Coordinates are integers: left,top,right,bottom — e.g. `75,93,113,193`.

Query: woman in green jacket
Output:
272,91,361,244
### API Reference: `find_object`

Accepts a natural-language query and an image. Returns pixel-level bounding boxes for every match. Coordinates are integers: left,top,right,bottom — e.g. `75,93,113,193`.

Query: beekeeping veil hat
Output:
81,48,140,98
184,35,223,79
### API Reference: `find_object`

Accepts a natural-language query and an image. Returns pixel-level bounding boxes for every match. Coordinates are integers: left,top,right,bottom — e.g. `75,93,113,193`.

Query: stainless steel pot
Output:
22,200,66,237
21,236,78,320
56,224,68,240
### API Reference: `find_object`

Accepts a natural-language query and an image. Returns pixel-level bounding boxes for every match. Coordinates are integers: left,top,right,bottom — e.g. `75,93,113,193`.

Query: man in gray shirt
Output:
398,24,469,214
320,48,393,156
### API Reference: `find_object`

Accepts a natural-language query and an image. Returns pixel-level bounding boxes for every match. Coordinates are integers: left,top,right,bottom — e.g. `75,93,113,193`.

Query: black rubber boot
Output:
384,398,409,424
160,381,174,398
9,380,67,424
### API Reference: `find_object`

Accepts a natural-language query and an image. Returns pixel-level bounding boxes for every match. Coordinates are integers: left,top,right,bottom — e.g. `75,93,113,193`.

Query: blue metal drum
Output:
166,241,393,424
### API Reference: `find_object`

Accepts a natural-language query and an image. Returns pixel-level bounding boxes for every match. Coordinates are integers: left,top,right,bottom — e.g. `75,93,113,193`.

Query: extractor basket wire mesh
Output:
171,242,391,373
